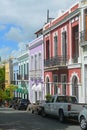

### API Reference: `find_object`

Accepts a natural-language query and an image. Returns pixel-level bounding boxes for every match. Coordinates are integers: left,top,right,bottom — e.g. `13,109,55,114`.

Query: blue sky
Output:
0,0,78,60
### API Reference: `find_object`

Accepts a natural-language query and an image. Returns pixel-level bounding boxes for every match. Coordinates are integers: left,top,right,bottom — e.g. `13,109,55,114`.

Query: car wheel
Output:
37,109,41,115
59,110,65,123
41,109,46,117
80,116,87,130
32,109,34,113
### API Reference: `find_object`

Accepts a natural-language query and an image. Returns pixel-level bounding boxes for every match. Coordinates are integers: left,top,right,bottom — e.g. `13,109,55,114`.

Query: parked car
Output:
27,100,46,114
40,95,87,122
78,106,87,130
9,97,22,108
15,99,30,110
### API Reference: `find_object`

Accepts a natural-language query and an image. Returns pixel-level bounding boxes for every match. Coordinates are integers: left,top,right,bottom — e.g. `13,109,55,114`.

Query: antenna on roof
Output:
46,9,54,24
47,9,49,23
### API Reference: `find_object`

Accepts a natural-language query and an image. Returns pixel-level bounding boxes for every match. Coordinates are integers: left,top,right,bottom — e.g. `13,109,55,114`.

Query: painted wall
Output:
29,35,44,103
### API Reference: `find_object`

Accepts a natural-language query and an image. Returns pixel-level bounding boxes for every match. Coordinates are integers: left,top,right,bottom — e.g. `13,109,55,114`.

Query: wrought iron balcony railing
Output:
80,30,87,43
24,74,29,80
44,55,68,68
11,80,18,85
72,55,78,63
17,74,22,80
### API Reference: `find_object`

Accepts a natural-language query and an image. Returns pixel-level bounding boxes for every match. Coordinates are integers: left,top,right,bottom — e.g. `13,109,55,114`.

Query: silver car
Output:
78,107,87,130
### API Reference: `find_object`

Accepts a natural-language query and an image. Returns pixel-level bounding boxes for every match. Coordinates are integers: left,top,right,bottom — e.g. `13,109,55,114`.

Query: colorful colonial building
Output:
43,2,83,102
16,46,29,99
80,0,87,103
29,29,44,103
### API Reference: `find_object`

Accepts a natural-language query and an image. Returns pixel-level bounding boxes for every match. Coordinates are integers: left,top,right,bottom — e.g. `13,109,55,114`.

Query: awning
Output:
37,83,42,91
32,84,42,91
32,84,36,90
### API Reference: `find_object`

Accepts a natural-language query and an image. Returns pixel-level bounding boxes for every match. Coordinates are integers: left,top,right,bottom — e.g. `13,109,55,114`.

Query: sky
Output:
0,0,78,60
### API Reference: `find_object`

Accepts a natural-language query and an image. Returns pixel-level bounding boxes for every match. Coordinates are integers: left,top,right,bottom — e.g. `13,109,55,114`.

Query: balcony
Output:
24,74,29,80
44,55,68,69
17,74,22,80
72,55,78,63
80,30,87,46
11,80,18,85
29,69,42,78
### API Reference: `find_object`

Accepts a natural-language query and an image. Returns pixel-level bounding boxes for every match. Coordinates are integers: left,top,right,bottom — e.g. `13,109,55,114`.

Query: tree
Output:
45,93,52,102
0,66,5,90
6,84,18,99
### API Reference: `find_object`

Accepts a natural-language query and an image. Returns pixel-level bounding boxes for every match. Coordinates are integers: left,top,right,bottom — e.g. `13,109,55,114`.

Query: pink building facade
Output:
43,3,82,102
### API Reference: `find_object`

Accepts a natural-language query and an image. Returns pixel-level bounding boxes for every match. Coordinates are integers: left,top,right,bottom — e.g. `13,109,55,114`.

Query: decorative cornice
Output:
29,40,43,50
68,63,82,69
43,8,80,35
29,35,43,50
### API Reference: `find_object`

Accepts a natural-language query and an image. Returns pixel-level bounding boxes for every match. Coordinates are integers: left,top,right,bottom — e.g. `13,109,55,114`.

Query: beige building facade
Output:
5,59,13,88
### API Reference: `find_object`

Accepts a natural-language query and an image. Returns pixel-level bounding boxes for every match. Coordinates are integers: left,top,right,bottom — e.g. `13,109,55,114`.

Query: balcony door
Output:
46,77,50,94
54,35,58,56
72,26,79,63
85,9,87,40
46,40,50,59
62,31,67,60
72,76,78,99
61,75,67,95
53,75,58,94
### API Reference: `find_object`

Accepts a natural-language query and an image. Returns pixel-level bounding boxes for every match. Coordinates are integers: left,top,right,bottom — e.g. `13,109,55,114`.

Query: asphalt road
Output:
0,107,81,130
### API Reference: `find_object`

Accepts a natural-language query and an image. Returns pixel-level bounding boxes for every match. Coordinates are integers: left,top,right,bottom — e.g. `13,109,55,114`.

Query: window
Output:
21,65,23,77
46,77,50,94
27,63,29,74
53,75,58,94
19,66,20,74
35,55,37,70
14,73,15,80
56,96,66,102
31,56,33,70
38,53,41,69
24,64,25,75
62,31,67,58
75,30,79,57
46,40,50,59
54,35,58,56
61,75,67,95
72,26,79,62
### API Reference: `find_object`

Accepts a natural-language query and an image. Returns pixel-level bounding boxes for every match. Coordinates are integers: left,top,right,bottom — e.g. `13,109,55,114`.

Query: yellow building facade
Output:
5,59,13,89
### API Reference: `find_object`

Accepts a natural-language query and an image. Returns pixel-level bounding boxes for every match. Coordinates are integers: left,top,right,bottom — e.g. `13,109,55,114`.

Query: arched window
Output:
72,76,78,99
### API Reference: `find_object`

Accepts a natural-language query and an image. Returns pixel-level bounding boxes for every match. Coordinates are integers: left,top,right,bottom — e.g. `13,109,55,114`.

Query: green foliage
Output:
45,93,52,102
0,66,5,89
6,84,18,99
0,84,18,100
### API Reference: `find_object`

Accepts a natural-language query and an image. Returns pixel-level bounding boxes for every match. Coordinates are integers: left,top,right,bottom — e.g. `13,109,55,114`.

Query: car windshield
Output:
56,96,77,103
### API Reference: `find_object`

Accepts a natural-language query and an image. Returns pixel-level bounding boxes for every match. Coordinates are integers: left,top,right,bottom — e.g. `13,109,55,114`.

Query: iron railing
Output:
44,55,68,67
80,30,87,43
17,74,22,80
72,55,78,63
24,74,29,80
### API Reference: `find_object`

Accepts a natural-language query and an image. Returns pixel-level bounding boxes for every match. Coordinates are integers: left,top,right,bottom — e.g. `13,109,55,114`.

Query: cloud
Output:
0,47,11,60
4,26,24,42
9,42,27,58
0,0,78,42
0,0,78,60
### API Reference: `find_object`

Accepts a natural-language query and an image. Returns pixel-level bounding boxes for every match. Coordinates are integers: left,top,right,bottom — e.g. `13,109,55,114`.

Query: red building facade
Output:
43,3,82,102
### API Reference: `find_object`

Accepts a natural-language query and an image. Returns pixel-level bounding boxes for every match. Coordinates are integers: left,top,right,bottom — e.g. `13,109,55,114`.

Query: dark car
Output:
17,99,30,110
9,97,22,108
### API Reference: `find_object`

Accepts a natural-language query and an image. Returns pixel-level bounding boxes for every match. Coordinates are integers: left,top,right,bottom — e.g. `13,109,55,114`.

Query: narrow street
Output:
0,107,81,130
